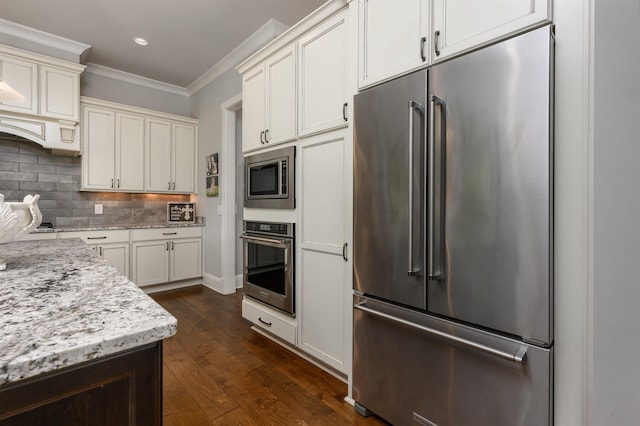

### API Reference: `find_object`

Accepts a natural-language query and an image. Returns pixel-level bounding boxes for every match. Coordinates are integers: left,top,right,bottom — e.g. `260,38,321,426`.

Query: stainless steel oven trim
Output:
242,232,295,316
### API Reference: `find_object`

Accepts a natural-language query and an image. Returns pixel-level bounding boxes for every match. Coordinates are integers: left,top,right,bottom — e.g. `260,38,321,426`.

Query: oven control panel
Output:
244,221,294,238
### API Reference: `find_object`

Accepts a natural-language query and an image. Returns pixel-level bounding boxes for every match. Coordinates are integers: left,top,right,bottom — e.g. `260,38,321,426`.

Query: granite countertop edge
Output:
31,222,205,234
0,239,177,387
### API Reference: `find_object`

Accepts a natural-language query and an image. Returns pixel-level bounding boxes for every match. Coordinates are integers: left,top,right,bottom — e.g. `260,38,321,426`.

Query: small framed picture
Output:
206,175,219,197
167,202,196,223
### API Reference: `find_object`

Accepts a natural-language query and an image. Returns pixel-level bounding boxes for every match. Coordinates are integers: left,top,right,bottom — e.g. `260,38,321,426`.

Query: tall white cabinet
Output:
298,130,351,374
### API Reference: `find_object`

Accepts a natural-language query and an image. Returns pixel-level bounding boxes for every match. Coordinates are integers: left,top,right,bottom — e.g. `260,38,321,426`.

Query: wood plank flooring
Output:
151,286,387,425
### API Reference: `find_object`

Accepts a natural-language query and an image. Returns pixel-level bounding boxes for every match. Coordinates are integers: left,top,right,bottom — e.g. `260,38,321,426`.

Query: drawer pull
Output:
162,232,178,235
87,236,107,240
258,317,272,327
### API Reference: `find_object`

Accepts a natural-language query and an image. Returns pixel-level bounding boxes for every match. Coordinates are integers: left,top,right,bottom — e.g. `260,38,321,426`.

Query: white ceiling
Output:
0,0,327,88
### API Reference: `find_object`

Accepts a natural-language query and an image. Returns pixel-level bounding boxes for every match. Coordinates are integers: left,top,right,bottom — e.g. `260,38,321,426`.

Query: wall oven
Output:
244,146,295,209
241,220,294,316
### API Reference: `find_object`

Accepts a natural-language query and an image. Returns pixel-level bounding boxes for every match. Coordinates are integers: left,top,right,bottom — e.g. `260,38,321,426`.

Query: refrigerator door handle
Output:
408,100,425,277
428,95,446,280
354,302,528,365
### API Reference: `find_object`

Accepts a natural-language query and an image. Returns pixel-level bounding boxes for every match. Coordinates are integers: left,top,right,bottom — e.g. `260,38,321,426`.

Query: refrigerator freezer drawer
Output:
352,296,552,426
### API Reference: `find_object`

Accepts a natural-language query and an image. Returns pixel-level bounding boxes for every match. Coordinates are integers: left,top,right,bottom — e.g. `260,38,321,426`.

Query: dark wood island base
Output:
0,342,162,426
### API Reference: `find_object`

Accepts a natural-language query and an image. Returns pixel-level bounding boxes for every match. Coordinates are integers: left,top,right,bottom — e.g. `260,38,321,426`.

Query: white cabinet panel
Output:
170,237,202,281
298,131,350,373
172,123,196,193
358,0,430,89
40,65,80,121
242,66,266,152
242,45,297,152
115,112,144,191
146,118,197,193
145,118,172,192
266,45,297,145
432,0,551,61
100,243,130,278
298,10,348,137
132,240,170,286
82,106,115,190
0,55,37,115
82,103,144,192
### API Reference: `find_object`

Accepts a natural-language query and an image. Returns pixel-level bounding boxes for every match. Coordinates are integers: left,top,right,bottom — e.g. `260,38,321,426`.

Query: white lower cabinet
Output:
242,297,297,346
131,227,202,287
59,230,130,278
298,130,352,374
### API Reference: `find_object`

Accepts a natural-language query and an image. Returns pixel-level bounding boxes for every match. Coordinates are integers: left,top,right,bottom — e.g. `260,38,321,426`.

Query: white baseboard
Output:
202,272,239,295
141,279,202,294
236,274,243,289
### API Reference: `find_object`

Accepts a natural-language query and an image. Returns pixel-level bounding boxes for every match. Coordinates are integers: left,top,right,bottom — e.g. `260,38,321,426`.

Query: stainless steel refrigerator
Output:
352,25,554,426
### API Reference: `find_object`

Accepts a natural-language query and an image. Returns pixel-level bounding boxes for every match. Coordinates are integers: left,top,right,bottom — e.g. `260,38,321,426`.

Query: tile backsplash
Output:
0,134,190,227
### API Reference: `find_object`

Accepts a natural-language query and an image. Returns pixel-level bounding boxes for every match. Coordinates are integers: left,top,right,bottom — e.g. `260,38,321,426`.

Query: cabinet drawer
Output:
59,229,130,244
242,298,297,346
131,226,202,241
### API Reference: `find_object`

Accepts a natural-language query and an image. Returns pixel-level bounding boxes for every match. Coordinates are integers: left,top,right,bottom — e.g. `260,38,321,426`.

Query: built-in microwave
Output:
244,146,295,209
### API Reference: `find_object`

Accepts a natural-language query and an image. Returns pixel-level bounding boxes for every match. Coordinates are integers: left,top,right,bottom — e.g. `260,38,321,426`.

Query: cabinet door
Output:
358,0,430,89
242,65,266,152
169,237,202,281
172,123,196,193
298,10,348,137
266,45,297,145
0,54,37,115
145,118,172,192
82,106,115,190
100,243,130,278
115,112,144,191
132,240,169,286
432,0,551,61
298,132,350,373
39,65,80,121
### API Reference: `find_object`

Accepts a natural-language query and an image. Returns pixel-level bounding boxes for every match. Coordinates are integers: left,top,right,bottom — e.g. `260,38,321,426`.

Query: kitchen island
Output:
0,238,177,424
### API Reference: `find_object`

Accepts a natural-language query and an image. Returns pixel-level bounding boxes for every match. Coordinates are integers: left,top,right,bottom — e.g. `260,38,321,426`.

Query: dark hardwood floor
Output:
151,286,387,425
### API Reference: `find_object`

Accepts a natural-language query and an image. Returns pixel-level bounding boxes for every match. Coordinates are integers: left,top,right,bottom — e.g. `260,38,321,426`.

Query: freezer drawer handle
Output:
408,100,425,277
354,302,528,365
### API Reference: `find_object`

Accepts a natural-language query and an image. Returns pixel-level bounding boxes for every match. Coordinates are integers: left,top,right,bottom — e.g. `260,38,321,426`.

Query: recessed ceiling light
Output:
133,37,149,46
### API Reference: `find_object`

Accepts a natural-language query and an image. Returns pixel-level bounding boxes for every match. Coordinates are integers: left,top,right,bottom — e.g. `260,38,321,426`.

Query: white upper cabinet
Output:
298,9,349,137
172,122,197,193
242,44,296,153
432,0,552,61
0,54,38,115
40,65,80,122
358,0,430,89
81,100,144,192
145,118,197,194
242,65,266,152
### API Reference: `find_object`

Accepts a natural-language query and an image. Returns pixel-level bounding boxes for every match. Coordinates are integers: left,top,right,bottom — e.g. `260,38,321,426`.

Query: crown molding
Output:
0,18,90,62
85,63,189,97
187,19,289,96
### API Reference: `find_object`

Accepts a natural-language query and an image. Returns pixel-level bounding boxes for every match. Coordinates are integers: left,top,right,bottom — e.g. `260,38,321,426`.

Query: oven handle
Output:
240,234,292,248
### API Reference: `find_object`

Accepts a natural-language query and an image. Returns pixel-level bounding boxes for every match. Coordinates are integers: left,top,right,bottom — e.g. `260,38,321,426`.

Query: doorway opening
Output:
220,94,243,294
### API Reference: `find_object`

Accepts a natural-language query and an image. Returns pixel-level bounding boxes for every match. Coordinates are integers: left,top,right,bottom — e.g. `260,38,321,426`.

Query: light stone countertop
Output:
0,238,177,386
31,222,205,234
